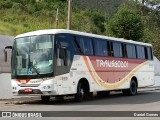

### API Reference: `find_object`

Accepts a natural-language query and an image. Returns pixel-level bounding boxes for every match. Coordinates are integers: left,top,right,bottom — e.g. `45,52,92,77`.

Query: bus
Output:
5,29,154,102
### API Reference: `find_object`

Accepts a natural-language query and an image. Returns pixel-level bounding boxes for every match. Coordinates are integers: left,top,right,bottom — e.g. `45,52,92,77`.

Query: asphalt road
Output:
1,90,160,120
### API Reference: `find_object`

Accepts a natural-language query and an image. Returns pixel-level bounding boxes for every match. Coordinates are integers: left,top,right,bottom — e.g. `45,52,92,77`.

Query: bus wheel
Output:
75,83,84,102
97,91,110,97
41,96,50,102
122,79,137,96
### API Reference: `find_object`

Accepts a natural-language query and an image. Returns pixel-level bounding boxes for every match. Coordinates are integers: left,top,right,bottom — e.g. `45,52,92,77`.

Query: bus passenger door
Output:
54,34,78,94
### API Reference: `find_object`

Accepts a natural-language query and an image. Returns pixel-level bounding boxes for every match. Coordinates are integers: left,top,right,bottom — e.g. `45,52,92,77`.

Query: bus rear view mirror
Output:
4,46,12,62
57,48,68,66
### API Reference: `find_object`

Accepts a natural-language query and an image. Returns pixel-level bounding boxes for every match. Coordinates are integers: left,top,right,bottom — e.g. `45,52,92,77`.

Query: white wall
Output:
0,73,13,99
154,56,160,76
153,76,160,87
154,56,160,87
0,35,13,99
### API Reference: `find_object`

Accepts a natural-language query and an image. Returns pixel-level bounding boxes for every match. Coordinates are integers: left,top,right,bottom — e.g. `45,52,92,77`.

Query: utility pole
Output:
55,8,59,29
67,0,72,30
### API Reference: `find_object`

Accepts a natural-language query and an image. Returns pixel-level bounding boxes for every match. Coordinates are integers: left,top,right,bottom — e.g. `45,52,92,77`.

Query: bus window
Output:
73,36,82,54
113,42,122,58
94,39,108,57
137,46,145,59
147,47,153,60
55,34,77,75
76,36,93,55
126,44,136,59
83,37,93,55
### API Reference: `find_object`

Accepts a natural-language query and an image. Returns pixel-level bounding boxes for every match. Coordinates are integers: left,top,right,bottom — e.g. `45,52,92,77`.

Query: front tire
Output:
75,83,84,102
122,79,137,96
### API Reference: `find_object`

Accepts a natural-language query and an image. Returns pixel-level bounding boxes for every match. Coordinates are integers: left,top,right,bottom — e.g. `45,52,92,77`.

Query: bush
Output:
0,0,13,9
107,5,144,41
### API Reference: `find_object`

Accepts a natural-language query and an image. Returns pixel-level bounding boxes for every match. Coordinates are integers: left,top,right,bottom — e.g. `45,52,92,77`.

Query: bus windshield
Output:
12,35,53,76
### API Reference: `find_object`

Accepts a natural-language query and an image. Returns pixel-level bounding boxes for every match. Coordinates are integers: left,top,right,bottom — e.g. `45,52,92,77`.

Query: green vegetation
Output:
0,0,126,36
107,5,144,41
0,0,160,59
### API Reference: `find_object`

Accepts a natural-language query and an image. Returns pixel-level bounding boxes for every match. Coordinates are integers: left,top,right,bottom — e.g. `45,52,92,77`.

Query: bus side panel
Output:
137,61,154,87
86,56,154,91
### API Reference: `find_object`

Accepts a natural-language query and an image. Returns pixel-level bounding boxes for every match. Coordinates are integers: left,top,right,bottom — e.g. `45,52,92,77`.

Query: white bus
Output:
5,29,154,102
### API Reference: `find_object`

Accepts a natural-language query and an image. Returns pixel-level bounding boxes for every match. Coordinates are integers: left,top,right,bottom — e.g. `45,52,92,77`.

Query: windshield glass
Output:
12,35,53,76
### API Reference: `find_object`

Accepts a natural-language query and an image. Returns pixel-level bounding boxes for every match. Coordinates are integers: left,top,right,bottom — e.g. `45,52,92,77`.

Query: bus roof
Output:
15,29,152,46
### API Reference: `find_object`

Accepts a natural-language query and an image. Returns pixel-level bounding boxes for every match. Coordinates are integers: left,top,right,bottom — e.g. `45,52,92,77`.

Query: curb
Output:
0,97,40,105
1,99,41,105
11,100,41,104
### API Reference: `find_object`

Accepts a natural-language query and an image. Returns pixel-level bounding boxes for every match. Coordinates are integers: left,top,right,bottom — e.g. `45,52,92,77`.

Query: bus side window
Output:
55,33,78,75
57,47,68,66
94,39,108,57
126,44,136,59
75,36,93,55
73,36,83,54
147,47,153,60
137,46,145,59
113,42,122,58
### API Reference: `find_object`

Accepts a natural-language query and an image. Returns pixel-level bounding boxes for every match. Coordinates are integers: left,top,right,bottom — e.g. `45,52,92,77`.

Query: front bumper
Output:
12,79,57,95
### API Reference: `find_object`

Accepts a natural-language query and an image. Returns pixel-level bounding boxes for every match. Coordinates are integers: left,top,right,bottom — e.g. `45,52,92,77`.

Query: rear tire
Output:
41,96,50,102
122,79,137,96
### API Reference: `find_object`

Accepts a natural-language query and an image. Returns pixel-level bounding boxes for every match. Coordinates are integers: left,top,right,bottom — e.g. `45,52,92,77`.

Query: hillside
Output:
0,0,126,36
0,0,160,58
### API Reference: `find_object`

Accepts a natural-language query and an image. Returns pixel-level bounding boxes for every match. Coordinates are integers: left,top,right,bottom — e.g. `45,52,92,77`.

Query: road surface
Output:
0,90,160,120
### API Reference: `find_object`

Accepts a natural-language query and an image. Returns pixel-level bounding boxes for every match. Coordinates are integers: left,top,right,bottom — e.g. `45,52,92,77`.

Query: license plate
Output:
24,88,32,92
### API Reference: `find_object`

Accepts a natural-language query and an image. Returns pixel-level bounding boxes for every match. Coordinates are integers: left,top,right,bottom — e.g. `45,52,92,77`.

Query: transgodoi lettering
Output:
96,59,128,68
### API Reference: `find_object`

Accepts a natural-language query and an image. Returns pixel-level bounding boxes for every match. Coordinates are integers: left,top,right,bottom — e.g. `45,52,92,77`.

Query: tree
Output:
107,5,144,41
152,39,160,60
72,9,105,34
0,0,13,9
145,0,160,5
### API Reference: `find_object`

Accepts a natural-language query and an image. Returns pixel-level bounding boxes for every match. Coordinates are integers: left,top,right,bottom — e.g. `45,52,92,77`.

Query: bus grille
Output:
18,84,40,87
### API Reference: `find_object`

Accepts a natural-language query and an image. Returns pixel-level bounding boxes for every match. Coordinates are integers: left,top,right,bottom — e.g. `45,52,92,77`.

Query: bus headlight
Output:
43,86,46,89
13,87,17,90
43,85,51,89
47,85,51,89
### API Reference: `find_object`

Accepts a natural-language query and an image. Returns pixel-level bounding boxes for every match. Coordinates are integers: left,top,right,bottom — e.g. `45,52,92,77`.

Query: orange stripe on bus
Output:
83,56,149,89
83,56,100,86
93,61,149,89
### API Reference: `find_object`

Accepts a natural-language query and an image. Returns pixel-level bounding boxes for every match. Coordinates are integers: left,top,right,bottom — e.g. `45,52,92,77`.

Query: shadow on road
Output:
21,90,160,106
